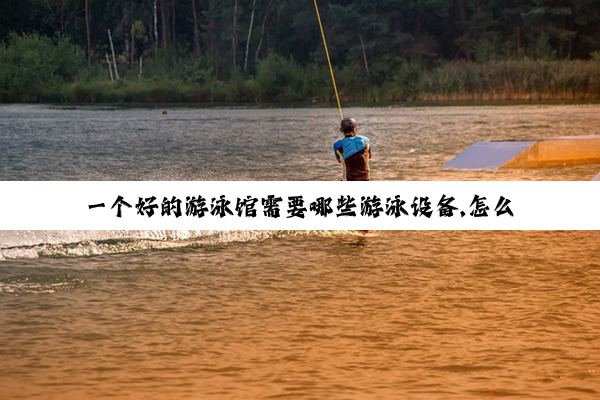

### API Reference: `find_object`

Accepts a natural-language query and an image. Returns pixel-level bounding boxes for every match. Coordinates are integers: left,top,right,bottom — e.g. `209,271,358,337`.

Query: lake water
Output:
0,104,599,399
2,104,600,181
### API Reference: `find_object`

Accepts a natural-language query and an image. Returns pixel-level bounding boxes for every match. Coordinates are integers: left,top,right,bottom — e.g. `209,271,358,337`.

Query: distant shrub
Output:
255,54,306,101
0,32,83,100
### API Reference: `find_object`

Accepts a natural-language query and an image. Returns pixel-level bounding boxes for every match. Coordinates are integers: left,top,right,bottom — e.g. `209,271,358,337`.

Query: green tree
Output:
0,33,82,98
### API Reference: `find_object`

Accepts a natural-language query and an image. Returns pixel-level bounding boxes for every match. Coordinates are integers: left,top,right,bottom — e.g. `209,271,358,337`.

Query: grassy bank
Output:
55,61,600,104
7,59,600,104
417,60,600,102
10,61,600,104
1,34,599,104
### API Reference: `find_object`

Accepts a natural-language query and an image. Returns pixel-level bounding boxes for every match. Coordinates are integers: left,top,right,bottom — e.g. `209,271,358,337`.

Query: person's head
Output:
340,117,357,136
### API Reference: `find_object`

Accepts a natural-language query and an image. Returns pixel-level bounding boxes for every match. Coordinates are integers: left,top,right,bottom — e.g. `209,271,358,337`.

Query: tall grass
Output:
416,60,600,102
62,59,600,104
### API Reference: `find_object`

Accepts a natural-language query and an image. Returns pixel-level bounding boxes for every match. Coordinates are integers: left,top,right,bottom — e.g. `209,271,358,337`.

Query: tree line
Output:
1,0,599,102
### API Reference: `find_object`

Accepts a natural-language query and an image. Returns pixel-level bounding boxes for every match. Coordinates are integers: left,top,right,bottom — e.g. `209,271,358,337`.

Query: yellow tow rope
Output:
313,0,344,120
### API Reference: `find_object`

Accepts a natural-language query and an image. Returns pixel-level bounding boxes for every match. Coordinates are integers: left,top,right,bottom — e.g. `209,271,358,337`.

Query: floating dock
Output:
443,136,600,170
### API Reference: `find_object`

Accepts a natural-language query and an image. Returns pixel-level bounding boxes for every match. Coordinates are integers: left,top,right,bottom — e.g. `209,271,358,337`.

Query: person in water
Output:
333,117,372,181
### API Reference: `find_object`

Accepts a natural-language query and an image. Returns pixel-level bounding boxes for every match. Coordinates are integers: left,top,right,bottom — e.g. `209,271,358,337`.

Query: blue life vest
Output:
333,135,371,161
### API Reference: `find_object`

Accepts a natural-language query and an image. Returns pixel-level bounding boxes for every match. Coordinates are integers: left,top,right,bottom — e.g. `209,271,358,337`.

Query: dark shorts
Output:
345,148,370,181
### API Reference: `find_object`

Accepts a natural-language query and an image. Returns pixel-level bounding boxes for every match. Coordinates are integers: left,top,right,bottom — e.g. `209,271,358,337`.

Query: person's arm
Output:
333,142,343,163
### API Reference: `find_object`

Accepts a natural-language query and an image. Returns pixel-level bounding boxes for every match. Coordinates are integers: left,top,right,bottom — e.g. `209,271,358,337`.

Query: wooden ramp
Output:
443,136,600,170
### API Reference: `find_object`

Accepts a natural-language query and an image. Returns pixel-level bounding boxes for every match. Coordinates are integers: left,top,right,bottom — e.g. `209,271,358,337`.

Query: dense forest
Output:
1,0,599,103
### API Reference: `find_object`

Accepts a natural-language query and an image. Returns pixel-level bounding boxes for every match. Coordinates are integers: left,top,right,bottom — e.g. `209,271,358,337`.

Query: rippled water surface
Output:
1,231,599,399
1,104,599,181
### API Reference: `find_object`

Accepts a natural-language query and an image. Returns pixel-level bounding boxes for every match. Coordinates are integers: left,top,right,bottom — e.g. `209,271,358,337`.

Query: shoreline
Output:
3,82,598,106
2,99,599,108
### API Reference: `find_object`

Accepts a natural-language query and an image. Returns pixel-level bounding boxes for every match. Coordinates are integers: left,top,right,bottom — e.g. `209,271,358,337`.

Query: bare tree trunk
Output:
358,33,370,77
208,0,219,78
171,0,176,46
191,0,200,54
153,0,159,53
106,53,114,81
232,0,238,67
160,0,169,49
125,28,130,67
139,56,143,79
243,0,257,72
107,29,119,80
85,0,91,66
131,26,135,66
255,1,270,63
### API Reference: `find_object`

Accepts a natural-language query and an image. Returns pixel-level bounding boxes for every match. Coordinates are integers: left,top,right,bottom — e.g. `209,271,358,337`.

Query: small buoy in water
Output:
162,109,168,115
312,114,318,119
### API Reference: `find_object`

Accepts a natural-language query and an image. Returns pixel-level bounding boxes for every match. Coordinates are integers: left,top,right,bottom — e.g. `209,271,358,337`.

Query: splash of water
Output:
0,274,85,295
0,230,352,260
